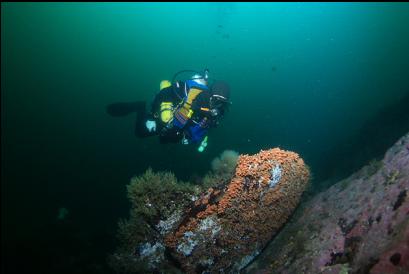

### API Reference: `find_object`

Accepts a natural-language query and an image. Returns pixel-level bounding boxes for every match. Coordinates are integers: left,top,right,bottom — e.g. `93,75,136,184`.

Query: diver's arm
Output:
149,92,162,118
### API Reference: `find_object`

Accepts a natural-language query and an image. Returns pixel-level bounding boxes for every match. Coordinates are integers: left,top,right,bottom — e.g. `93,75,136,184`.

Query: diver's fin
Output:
106,101,146,117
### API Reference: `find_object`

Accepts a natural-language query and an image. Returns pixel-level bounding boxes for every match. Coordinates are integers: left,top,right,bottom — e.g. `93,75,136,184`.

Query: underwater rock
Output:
110,149,309,273
109,148,309,273
164,148,310,273
245,133,409,274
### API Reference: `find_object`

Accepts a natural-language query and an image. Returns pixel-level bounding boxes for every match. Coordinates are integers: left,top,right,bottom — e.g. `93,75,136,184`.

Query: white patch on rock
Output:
156,211,181,235
199,216,221,236
177,231,198,256
139,242,165,267
269,164,282,188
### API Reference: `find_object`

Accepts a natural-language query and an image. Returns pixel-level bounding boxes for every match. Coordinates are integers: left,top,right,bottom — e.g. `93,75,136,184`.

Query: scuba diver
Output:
106,69,231,152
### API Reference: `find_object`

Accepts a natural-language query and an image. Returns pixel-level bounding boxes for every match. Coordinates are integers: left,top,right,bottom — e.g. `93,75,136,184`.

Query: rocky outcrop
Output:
110,148,310,273
165,148,310,273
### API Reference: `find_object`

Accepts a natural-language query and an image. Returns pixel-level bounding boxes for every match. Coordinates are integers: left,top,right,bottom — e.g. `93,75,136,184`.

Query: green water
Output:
2,3,409,273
